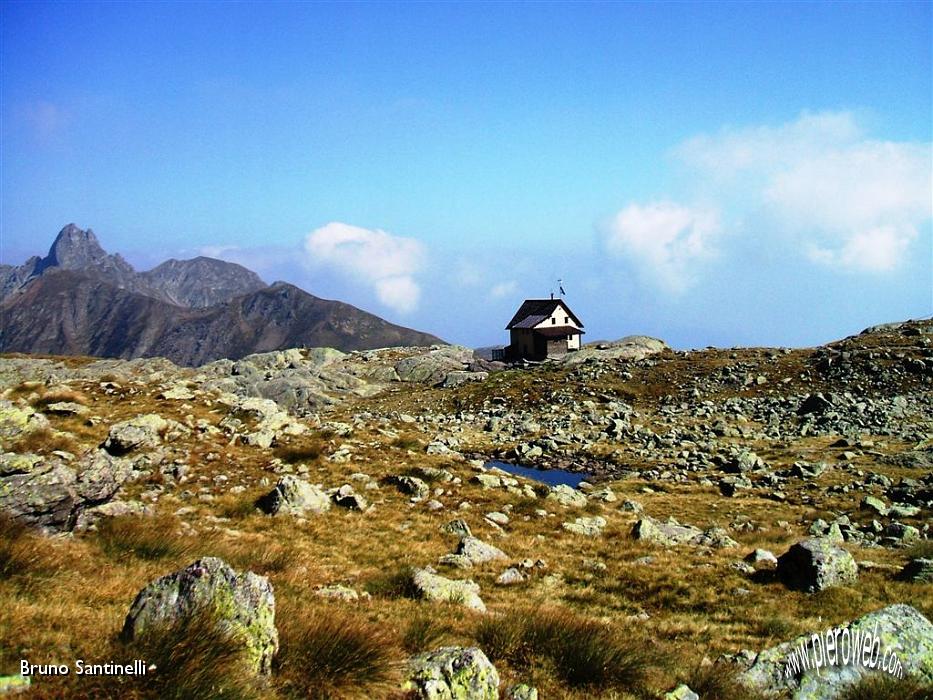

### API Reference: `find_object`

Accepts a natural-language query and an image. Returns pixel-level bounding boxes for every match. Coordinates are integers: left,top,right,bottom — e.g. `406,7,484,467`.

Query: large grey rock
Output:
738,604,933,699
121,557,278,675
256,476,330,516
403,646,499,699
0,400,49,439
777,538,858,592
0,449,130,532
411,568,486,612
561,336,667,365
392,475,430,500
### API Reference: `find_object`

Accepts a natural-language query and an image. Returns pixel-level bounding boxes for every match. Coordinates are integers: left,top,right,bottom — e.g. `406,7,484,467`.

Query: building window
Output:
564,316,569,323
567,334,572,341
551,318,556,324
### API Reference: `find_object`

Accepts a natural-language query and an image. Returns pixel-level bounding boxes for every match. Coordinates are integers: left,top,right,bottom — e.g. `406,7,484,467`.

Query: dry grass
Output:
32,388,89,410
274,602,399,698
475,606,652,692
8,427,78,456
402,614,451,653
838,674,932,700
95,515,195,562
272,439,324,464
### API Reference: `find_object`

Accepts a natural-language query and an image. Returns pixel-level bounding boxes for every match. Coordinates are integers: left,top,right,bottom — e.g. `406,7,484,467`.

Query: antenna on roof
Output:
558,278,566,297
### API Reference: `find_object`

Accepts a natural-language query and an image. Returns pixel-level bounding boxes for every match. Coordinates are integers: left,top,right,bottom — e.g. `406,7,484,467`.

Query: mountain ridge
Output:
0,224,444,365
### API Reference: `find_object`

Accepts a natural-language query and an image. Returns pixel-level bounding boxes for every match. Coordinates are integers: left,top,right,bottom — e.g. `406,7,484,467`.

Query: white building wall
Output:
532,302,581,330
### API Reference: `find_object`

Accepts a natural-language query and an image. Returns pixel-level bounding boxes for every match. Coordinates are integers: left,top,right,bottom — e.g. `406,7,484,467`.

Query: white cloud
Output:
676,110,932,273
604,201,720,293
304,222,426,313
489,280,518,299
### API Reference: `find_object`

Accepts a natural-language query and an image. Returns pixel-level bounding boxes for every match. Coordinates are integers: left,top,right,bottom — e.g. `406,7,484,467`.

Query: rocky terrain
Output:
0,224,443,364
0,322,931,699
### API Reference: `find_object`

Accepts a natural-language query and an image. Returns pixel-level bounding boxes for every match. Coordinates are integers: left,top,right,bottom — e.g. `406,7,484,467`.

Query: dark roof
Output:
533,326,585,338
505,299,584,330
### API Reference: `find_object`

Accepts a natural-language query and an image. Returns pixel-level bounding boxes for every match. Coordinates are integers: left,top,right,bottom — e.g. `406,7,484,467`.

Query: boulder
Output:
121,557,278,675
392,475,430,500
411,568,486,612
104,414,168,454
455,536,508,565
545,484,587,508
0,400,49,439
403,646,499,699
776,538,858,592
738,604,933,699
332,484,368,511
899,557,933,583
0,449,130,532
562,515,607,536
257,476,330,516
632,516,738,549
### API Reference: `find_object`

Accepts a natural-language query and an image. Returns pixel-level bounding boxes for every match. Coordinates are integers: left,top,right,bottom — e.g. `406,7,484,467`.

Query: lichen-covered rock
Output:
403,646,499,699
545,484,588,508
455,536,508,565
0,400,49,439
0,449,130,532
663,685,699,700
121,557,278,675
504,683,537,700
562,515,607,536
777,538,858,592
411,568,486,612
104,414,168,454
256,476,330,516
738,604,933,699
632,516,737,549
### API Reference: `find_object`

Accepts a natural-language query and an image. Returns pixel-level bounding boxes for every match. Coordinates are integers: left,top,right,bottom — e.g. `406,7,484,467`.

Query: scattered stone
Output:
332,485,368,511
496,568,526,586
632,516,738,548
504,682,538,700
121,557,278,675
104,414,168,454
545,484,588,508
455,536,508,565
314,584,367,602
441,519,473,539
663,685,699,700
392,475,430,500
744,549,778,568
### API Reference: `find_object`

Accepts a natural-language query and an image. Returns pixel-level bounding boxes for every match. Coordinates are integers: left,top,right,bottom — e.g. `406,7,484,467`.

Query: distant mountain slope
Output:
140,257,266,308
0,224,444,364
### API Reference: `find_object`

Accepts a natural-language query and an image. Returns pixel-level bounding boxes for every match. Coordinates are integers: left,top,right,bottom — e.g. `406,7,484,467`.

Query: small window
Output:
564,316,569,323
551,318,556,324
567,334,572,341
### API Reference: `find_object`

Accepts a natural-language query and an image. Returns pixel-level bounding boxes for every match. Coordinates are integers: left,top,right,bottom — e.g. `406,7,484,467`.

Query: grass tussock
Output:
96,515,194,562
391,436,422,451
402,615,450,653
475,606,651,692
68,608,263,700
275,605,398,698
905,539,933,560
838,673,931,700
217,539,295,576
0,516,63,580
364,567,418,599
32,388,89,410
685,662,770,700
8,427,78,456
273,440,323,464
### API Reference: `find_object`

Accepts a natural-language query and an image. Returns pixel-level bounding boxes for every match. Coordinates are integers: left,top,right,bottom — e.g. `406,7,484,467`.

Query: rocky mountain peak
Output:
44,223,109,269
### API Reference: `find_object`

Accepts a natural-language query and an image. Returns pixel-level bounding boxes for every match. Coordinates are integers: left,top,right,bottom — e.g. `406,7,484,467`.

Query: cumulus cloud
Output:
304,222,426,313
489,280,518,299
677,111,932,273
606,111,931,291
604,201,720,293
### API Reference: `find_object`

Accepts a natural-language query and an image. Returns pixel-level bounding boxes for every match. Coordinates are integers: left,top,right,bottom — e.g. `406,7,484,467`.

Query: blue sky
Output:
2,1,930,349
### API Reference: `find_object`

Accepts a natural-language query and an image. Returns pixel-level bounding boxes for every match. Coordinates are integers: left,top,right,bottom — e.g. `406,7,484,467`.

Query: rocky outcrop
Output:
776,538,858,592
738,604,933,699
0,450,131,532
104,414,169,454
122,557,278,675
403,646,499,699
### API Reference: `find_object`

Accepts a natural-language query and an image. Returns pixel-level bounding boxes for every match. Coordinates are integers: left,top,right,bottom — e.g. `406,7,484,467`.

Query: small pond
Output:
484,460,589,488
